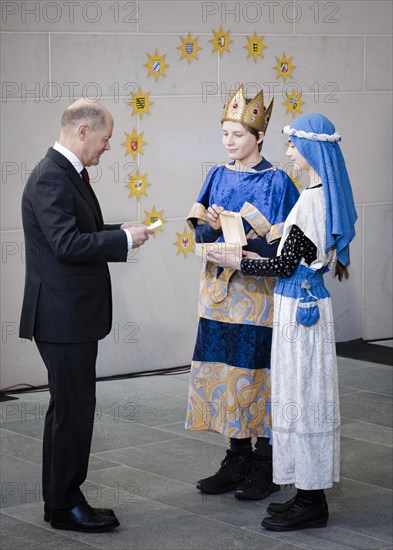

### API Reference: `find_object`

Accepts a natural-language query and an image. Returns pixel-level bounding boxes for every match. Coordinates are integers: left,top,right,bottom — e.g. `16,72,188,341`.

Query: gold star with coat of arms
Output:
128,87,153,119
209,25,233,57
144,49,169,82
173,227,195,258
273,53,295,82
244,32,266,62
177,32,201,64
121,128,147,160
125,170,151,201
143,206,166,235
283,88,305,118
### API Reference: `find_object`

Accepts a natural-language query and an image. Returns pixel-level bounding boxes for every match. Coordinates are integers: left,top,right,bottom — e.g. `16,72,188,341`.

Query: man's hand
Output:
121,223,153,248
206,204,224,230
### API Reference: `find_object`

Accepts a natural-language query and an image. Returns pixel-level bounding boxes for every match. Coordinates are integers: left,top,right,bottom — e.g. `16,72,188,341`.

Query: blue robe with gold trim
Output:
185,161,299,439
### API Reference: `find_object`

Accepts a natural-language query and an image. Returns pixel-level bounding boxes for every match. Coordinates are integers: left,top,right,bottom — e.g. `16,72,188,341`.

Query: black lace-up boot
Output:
235,454,280,500
196,449,253,494
266,496,296,516
262,489,329,531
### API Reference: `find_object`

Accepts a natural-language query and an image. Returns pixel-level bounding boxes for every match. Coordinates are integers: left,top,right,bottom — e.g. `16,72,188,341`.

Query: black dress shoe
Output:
266,496,296,516
261,489,328,531
44,501,115,522
50,502,119,533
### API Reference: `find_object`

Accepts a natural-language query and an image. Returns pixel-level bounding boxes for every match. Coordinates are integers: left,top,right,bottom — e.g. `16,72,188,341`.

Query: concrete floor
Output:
1,355,392,549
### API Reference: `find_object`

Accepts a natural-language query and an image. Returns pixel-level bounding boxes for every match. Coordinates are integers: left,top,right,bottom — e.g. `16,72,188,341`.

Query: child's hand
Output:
242,251,265,260
206,251,241,270
206,204,224,230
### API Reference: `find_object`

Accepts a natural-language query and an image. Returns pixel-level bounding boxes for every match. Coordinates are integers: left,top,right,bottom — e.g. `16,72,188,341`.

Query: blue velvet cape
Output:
193,164,299,241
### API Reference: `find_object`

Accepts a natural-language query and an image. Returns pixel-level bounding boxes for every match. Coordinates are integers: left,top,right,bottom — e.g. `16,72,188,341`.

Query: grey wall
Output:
1,0,392,389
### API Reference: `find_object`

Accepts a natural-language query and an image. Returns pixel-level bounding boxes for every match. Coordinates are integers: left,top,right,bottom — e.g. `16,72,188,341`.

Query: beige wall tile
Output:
366,37,393,91
51,33,218,98
220,35,364,95
295,0,393,35
0,33,49,100
97,218,201,375
138,0,294,34
0,99,66,231
363,203,393,340
0,1,137,33
130,95,224,219
0,230,47,388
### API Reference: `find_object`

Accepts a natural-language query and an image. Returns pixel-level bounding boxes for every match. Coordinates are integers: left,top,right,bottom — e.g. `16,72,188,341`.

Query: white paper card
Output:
147,219,163,230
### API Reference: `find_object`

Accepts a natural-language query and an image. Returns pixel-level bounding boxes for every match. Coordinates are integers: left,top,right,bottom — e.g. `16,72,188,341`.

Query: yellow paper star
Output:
173,227,195,258
121,128,147,160
273,53,296,82
283,88,305,118
125,170,151,201
128,87,153,119
244,33,266,62
143,206,166,235
290,170,302,190
177,32,201,64
144,49,169,82
209,25,233,57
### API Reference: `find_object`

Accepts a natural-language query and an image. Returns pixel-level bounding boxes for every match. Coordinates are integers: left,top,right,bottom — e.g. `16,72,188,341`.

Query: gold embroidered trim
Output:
266,222,285,243
240,202,271,237
187,202,206,230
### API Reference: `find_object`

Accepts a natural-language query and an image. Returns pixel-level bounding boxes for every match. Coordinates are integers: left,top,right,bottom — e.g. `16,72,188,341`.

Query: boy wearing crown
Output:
185,85,299,500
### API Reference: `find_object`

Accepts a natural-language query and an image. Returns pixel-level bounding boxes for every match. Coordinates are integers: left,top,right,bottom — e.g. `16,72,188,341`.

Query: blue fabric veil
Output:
285,114,357,266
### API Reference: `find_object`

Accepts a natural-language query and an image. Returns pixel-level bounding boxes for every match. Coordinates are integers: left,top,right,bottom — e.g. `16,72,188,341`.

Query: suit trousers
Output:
35,340,98,510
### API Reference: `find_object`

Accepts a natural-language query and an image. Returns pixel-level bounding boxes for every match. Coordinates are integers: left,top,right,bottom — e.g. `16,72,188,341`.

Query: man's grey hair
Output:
61,104,108,130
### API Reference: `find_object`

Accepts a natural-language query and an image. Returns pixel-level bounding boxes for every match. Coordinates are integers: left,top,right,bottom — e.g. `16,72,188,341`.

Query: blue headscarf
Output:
283,113,357,266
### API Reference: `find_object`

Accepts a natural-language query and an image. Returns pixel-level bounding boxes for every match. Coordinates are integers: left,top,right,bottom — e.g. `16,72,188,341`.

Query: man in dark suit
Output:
19,99,153,533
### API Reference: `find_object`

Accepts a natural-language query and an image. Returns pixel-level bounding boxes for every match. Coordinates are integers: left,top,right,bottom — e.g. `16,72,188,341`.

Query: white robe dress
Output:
270,187,340,490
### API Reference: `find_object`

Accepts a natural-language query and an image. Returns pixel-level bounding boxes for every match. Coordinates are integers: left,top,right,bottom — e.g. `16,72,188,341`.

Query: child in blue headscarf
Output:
208,113,357,531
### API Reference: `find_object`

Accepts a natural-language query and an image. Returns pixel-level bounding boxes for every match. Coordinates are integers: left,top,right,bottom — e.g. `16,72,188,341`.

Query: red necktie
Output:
80,167,90,186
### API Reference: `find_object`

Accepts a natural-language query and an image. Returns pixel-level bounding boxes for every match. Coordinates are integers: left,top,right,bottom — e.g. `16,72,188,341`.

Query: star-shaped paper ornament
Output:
144,49,169,81
143,206,166,235
273,53,295,82
125,170,151,200
121,129,147,159
173,227,195,258
283,88,305,118
177,32,201,64
209,25,233,57
244,33,266,62
128,87,153,119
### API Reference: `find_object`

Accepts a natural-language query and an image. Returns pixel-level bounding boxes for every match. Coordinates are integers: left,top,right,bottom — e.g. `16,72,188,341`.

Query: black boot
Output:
266,496,296,516
234,454,280,500
196,450,253,494
262,489,328,531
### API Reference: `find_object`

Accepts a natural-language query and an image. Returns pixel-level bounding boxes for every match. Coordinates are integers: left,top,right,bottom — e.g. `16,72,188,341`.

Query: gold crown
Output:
221,84,274,134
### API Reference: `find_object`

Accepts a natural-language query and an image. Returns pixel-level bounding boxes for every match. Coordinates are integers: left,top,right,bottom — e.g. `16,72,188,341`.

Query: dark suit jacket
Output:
19,148,128,343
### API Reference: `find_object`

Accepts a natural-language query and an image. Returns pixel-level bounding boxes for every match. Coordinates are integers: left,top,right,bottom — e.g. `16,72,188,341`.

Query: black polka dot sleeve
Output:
241,225,317,277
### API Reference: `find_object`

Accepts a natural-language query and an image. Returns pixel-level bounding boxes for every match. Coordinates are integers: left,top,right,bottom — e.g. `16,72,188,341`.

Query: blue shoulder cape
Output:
188,165,299,242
